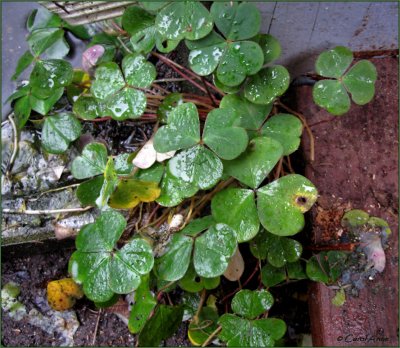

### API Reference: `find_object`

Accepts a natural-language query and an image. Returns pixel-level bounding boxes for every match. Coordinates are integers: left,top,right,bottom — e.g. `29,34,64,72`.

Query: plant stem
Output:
193,289,207,324
153,78,188,83
201,326,222,347
28,183,80,201
3,206,93,215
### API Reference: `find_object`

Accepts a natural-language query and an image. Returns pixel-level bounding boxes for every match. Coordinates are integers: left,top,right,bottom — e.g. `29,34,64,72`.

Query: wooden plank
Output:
294,56,398,346
255,2,398,77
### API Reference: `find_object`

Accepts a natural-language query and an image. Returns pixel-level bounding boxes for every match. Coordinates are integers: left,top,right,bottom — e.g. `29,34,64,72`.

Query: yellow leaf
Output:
109,179,161,209
47,278,84,311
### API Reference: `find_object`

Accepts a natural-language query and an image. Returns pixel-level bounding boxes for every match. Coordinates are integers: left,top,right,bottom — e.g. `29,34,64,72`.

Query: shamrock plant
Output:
6,1,384,346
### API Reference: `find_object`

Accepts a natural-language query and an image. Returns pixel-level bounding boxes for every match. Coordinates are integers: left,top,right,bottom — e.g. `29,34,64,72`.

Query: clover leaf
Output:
156,167,199,207
153,103,200,153
71,143,108,180
168,145,223,191
156,233,193,282
252,34,282,65
219,290,286,347
154,102,248,194
261,114,303,155
244,65,290,105
122,6,180,54
249,229,302,267
223,137,283,189
313,46,377,115
108,179,161,209
41,113,82,154
306,251,348,284
193,223,237,278
261,261,306,287
69,211,154,302
211,188,259,243
257,174,318,236
128,275,157,334
91,54,156,120
231,289,274,320
155,2,213,41
219,94,272,131
73,96,105,120
30,59,73,99
202,108,248,160
187,2,263,87
156,222,237,281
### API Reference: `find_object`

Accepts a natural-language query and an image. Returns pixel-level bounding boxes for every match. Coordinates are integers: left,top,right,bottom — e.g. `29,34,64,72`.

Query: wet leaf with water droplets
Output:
244,65,290,105
211,2,261,41
179,264,220,293
312,80,350,115
231,289,273,319
168,145,223,190
343,60,377,105
105,87,147,120
211,188,259,242
128,275,156,334
257,174,318,236
91,62,125,100
156,2,213,41
154,103,200,153
253,34,281,64
73,95,105,120
122,53,156,88
219,314,286,347
193,223,237,278
30,59,73,99
315,46,353,79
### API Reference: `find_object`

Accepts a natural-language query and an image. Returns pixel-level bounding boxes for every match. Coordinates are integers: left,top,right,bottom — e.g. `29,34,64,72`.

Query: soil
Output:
294,55,399,346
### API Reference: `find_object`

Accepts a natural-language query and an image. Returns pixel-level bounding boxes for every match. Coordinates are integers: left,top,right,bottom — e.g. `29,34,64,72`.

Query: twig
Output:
276,101,315,161
6,113,18,176
92,308,102,346
151,51,224,96
274,157,283,180
201,77,218,107
201,326,222,347
135,203,144,231
153,78,188,83
117,36,132,54
28,183,80,201
3,206,93,215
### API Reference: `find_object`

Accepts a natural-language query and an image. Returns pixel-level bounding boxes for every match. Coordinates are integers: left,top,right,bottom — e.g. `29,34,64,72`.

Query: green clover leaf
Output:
249,229,303,267
41,113,82,154
91,54,156,120
306,251,348,284
179,263,220,293
155,2,213,41
219,290,286,347
211,188,259,243
69,211,154,302
313,46,377,115
261,261,306,287
244,65,290,105
30,59,73,99
193,223,237,278
187,1,264,87
231,289,274,320
257,174,318,236
261,114,303,155
223,137,283,189
202,108,248,160
71,142,108,180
